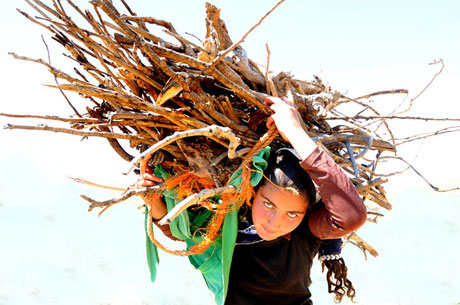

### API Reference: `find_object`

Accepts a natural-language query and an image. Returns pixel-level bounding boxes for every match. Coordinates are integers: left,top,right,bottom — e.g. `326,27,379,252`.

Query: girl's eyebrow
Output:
261,194,306,215
261,194,276,207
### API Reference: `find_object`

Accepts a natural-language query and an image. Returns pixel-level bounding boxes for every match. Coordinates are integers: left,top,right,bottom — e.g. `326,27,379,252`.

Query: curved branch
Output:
393,59,444,115
82,185,164,214
125,125,241,174
158,185,236,225
383,156,460,192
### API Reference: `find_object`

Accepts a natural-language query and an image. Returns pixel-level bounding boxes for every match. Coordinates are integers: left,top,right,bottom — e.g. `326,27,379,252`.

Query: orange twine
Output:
161,160,216,198
147,126,279,256
222,125,279,211
146,203,196,256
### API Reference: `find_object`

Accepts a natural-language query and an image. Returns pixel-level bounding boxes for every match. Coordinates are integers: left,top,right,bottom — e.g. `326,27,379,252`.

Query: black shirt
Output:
225,212,321,305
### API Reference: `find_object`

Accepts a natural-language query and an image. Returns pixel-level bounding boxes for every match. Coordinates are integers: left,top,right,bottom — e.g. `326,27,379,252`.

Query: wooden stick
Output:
158,185,236,225
69,177,127,191
4,123,155,145
82,185,164,214
326,115,460,122
348,232,379,257
210,0,286,68
355,178,388,194
319,134,396,152
352,89,408,100
125,125,241,174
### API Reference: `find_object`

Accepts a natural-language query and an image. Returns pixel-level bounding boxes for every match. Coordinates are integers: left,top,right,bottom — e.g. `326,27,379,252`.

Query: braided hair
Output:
321,257,356,303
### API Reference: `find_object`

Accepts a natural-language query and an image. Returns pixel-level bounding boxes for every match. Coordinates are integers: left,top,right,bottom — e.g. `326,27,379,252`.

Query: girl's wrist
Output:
287,130,317,161
143,193,168,220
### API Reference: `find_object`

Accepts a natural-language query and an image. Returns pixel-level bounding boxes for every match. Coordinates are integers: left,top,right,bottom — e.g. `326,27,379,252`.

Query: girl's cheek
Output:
252,202,267,225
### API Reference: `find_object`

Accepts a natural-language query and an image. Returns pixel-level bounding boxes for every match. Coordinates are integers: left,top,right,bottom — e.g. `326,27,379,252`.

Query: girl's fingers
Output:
265,96,292,107
137,157,163,188
140,157,148,175
266,116,274,129
140,155,154,175
264,96,273,106
137,173,164,187
137,178,154,187
143,173,164,183
264,96,281,107
281,96,294,107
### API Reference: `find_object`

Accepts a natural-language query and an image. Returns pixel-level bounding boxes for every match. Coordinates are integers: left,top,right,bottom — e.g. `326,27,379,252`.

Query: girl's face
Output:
251,182,308,241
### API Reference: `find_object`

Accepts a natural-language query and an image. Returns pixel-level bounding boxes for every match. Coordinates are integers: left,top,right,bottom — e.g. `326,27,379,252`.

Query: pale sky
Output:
1,1,460,305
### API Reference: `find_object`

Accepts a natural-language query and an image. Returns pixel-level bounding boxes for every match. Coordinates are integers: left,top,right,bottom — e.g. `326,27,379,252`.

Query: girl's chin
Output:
258,225,280,241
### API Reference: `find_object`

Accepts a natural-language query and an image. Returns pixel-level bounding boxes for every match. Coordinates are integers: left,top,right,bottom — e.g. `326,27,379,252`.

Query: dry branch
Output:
4,123,156,145
126,125,241,175
4,0,460,258
82,184,165,213
348,232,379,258
159,185,236,225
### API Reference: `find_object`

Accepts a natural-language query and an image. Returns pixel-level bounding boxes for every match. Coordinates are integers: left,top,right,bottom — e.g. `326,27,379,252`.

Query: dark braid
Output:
321,257,356,303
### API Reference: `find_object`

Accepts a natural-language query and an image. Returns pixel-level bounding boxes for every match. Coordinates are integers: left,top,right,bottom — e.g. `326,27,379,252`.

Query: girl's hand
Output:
265,96,317,160
265,96,305,143
137,156,167,220
137,156,164,187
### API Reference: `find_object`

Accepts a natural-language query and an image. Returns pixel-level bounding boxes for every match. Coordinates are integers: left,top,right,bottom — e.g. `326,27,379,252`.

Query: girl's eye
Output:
263,201,274,209
287,212,298,218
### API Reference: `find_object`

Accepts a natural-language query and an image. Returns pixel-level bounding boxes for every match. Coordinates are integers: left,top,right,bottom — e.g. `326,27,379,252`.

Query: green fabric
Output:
154,166,192,240
144,147,271,305
145,205,159,282
145,165,192,284
227,147,270,187
218,146,270,304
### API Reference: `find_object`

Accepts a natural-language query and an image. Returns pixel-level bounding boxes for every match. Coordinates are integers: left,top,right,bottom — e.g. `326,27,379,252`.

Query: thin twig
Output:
326,115,460,122
41,35,82,117
384,156,460,192
163,29,206,53
4,123,156,145
393,59,445,115
353,89,408,100
209,0,286,69
395,126,460,145
69,176,127,191
82,185,164,215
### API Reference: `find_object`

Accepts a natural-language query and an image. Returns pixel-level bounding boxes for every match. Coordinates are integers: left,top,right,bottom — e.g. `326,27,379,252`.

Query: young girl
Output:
138,96,367,304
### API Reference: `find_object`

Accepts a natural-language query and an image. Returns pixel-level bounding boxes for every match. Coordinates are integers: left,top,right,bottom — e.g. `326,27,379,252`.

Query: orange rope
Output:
222,125,278,210
146,202,196,256
165,172,216,198
146,126,279,256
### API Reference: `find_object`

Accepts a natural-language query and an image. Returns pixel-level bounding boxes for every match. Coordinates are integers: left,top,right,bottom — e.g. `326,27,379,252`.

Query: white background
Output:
1,1,459,304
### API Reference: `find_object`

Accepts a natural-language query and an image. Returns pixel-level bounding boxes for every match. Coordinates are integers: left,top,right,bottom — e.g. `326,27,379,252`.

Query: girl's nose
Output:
267,211,281,229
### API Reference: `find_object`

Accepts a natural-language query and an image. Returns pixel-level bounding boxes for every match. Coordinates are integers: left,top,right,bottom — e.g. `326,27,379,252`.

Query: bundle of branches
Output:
4,0,459,258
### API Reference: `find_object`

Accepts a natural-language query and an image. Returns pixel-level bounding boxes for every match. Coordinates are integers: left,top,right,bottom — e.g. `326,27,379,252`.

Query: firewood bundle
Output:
7,0,442,257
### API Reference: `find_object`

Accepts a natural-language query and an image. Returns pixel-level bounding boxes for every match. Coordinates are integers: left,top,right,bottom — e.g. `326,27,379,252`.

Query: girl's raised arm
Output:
264,96,367,239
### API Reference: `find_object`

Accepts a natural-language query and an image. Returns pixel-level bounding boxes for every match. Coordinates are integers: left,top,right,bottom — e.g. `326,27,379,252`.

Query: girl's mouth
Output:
262,225,277,236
